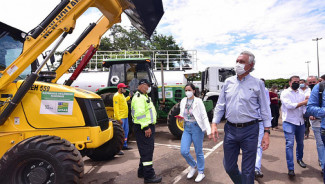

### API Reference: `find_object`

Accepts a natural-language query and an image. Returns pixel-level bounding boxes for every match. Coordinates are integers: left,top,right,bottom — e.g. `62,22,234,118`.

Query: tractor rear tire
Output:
87,122,124,161
167,103,183,139
0,135,84,184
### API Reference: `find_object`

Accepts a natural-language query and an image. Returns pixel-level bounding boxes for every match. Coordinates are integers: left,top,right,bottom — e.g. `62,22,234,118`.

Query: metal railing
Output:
67,50,197,72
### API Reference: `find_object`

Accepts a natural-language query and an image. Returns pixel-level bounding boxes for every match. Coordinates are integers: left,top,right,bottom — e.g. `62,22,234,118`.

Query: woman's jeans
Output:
180,121,205,173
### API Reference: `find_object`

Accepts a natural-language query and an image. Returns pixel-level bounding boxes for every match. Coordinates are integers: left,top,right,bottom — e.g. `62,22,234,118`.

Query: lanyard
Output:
186,98,194,115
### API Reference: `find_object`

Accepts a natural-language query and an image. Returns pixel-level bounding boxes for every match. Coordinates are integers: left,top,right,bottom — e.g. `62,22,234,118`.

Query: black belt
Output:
227,120,259,128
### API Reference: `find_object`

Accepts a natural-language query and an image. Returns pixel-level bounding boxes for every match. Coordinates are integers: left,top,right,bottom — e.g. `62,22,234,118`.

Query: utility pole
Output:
305,61,311,76
312,37,322,78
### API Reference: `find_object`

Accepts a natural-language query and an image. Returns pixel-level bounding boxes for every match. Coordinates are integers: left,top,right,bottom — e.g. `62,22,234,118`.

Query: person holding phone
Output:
176,83,211,182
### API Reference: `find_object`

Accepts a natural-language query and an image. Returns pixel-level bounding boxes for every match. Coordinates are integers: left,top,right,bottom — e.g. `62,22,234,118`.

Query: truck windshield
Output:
0,22,31,79
219,68,235,82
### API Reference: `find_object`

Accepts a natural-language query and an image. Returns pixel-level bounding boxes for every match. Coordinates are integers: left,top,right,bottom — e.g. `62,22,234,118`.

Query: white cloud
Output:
159,0,325,79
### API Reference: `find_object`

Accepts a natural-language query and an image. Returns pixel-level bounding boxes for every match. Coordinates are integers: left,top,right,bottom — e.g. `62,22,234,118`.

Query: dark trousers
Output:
320,128,325,182
270,104,279,128
134,124,155,179
223,122,259,184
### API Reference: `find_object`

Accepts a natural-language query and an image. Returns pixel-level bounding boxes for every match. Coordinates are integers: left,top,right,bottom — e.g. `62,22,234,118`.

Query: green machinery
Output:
96,58,214,138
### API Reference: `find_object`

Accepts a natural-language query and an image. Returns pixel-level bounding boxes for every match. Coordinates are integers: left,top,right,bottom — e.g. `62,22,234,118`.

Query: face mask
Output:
146,87,151,94
185,91,193,98
291,82,299,90
235,63,246,75
299,83,305,88
309,84,315,90
274,89,278,93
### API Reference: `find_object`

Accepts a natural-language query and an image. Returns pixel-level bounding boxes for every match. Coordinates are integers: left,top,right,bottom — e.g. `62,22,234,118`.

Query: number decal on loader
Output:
40,85,50,92
30,85,50,91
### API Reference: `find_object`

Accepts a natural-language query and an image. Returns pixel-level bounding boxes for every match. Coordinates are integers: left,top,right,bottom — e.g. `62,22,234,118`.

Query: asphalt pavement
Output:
82,119,324,184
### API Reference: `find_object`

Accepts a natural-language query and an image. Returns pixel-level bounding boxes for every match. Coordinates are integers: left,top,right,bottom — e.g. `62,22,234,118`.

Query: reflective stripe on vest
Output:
149,108,154,124
143,161,153,166
137,114,146,120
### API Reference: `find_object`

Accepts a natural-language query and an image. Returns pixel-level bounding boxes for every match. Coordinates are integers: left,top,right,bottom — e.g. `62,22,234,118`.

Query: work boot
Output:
297,160,307,168
138,172,144,178
144,175,162,183
117,151,124,155
122,146,133,150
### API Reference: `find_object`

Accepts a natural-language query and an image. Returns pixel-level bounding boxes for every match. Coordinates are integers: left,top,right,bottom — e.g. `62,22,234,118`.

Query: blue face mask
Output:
299,83,305,88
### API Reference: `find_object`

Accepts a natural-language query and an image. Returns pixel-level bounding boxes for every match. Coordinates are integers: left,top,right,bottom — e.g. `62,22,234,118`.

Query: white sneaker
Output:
187,167,197,179
195,173,205,182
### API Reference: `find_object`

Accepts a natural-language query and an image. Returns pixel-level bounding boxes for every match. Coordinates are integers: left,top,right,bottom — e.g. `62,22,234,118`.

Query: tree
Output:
98,25,190,70
265,78,289,89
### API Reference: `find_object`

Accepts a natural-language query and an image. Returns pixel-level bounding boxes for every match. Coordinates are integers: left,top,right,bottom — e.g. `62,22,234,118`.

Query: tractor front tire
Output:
167,103,183,139
87,122,124,161
0,135,84,184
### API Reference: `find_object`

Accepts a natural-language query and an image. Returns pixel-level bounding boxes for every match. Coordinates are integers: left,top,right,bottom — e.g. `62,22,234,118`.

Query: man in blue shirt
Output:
210,51,272,184
306,80,325,182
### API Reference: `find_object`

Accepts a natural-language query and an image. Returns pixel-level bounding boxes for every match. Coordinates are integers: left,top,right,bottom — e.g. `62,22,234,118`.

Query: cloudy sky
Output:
1,0,325,79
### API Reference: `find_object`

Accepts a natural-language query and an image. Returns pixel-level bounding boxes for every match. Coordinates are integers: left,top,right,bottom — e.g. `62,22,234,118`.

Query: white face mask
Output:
146,87,151,94
185,91,193,98
235,63,246,75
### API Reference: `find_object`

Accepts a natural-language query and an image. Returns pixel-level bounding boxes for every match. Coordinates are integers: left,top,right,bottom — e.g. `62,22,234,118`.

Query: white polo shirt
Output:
280,88,305,126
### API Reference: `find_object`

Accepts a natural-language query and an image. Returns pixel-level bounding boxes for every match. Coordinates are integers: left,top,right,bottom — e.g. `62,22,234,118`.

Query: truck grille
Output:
76,98,109,131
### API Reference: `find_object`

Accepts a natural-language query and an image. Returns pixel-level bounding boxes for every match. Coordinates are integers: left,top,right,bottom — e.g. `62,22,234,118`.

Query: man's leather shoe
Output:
255,170,263,178
144,175,162,183
288,170,295,177
297,160,307,168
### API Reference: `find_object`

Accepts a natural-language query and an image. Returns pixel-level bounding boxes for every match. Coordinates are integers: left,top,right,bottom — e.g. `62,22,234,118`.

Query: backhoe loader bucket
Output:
123,0,164,38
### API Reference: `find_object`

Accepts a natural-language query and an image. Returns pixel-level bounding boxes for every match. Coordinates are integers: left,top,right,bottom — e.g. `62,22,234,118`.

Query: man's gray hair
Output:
240,51,255,72
307,75,318,80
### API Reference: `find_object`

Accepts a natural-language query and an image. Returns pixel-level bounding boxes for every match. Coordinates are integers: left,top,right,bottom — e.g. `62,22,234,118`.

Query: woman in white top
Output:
176,83,211,182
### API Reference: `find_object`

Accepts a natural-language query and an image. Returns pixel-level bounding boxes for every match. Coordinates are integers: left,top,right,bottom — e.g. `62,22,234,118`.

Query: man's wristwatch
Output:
264,129,271,134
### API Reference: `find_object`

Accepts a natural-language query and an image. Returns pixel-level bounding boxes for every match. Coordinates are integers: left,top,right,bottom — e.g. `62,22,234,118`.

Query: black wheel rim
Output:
14,158,55,184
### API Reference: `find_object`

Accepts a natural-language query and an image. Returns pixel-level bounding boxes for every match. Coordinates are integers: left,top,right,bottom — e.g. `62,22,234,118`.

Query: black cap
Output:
138,79,153,86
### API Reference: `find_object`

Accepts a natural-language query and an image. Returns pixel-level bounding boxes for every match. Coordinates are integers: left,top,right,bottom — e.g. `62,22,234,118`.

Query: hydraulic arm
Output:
52,15,112,83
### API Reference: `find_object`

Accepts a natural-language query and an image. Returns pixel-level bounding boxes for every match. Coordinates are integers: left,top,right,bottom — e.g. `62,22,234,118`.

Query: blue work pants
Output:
121,118,129,147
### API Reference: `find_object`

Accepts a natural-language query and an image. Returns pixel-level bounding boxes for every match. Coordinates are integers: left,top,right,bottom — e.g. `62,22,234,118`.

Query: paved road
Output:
82,119,323,184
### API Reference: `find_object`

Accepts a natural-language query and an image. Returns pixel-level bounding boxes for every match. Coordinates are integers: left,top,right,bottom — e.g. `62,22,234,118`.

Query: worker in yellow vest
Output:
131,79,162,183
113,83,132,153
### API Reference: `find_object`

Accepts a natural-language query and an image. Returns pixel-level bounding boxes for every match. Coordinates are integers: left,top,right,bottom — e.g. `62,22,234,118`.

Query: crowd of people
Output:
112,50,325,184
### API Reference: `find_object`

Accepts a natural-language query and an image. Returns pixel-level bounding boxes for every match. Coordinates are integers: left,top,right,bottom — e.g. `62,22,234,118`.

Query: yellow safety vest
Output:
131,91,157,129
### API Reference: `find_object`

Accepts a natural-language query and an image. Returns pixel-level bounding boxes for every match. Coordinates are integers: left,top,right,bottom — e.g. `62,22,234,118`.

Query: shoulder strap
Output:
319,81,325,107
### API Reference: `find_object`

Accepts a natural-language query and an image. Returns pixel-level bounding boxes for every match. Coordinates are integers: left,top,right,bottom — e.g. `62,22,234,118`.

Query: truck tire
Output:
0,135,84,184
167,103,183,139
87,122,124,161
